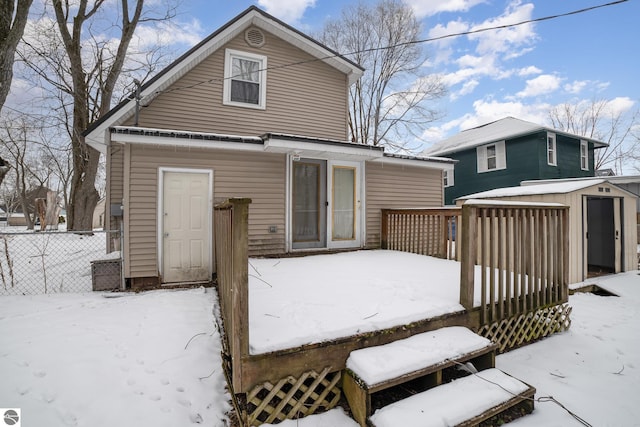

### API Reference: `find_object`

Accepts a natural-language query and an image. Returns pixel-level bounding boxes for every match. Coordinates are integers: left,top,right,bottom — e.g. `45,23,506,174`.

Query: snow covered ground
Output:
0,288,231,427
0,252,638,427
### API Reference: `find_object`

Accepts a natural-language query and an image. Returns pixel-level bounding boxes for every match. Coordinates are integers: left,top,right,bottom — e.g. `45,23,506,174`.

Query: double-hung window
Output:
477,141,506,173
547,132,557,166
580,140,589,170
224,49,267,109
443,169,454,187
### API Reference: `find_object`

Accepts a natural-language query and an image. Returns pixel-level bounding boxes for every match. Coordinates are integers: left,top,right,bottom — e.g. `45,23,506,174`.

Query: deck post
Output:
231,198,250,392
381,209,389,249
460,203,477,310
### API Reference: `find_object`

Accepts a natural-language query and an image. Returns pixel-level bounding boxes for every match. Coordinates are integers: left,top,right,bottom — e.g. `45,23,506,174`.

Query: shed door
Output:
586,197,615,273
162,171,211,283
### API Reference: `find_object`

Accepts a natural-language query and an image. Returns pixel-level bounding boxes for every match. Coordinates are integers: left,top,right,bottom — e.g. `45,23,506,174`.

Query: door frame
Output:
157,167,214,281
582,195,624,280
285,154,364,252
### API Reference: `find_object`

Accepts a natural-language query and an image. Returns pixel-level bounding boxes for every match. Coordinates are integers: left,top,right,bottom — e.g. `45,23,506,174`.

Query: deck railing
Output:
214,198,251,392
459,201,570,323
381,207,461,260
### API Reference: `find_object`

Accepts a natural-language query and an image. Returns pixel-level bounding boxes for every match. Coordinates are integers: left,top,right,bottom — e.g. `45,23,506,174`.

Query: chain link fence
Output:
0,230,122,296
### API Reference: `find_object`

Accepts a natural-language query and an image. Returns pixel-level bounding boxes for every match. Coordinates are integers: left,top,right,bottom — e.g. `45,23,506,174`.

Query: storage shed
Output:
457,179,638,283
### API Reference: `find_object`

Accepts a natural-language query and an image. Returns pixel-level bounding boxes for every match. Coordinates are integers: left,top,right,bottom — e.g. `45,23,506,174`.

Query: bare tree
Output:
548,98,639,173
318,0,446,149
0,114,52,229
0,0,34,186
18,0,176,230
0,0,34,111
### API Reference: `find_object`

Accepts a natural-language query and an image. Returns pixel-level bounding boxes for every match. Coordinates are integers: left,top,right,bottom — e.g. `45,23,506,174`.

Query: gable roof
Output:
84,6,364,152
423,116,608,157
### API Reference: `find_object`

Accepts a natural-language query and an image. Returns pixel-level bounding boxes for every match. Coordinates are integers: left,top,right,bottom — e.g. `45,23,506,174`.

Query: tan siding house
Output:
85,7,454,287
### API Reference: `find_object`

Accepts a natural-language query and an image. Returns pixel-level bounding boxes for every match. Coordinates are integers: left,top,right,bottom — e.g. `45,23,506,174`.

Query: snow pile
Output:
346,327,492,386
370,368,530,427
0,288,231,426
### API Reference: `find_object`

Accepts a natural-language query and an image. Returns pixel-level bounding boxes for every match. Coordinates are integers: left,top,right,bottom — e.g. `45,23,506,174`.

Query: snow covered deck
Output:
249,250,469,355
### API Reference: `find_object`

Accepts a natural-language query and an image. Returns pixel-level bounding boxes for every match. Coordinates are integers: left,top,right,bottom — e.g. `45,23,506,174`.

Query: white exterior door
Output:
161,170,212,283
328,161,361,249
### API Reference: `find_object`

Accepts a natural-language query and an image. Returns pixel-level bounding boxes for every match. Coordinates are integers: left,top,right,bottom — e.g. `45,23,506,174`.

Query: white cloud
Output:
134,20,203,49
406,0,486,19
468,1,536,55
563,80,589,95
516,74,562,98
257,0,315,23
518,66,541,76
451,79,479,100
605,96,636,115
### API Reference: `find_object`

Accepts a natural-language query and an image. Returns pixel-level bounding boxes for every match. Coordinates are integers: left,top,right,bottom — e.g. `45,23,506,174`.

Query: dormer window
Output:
223,49,267,109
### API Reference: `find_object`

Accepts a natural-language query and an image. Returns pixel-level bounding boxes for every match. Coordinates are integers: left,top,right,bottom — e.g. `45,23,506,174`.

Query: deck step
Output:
343,327,498,426
369,368,536,427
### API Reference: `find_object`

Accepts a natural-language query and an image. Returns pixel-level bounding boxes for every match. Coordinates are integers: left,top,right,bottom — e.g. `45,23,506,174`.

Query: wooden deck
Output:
214,199,572,426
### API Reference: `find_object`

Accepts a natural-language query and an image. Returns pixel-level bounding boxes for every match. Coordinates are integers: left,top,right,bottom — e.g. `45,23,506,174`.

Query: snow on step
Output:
369,368,530,427
346,326,492,387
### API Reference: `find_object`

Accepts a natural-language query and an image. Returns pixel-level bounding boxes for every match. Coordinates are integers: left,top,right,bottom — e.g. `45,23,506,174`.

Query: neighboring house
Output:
84,6,454,287
92,197,106,229
423,117,608,205
457,179,638,283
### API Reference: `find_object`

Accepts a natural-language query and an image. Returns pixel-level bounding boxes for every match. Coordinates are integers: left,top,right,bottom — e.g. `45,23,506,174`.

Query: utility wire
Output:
451,359,593,427
152,0,627,97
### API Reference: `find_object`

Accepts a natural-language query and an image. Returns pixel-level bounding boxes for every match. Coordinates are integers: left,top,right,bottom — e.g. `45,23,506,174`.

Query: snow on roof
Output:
458,179,607,200
423,116,607,157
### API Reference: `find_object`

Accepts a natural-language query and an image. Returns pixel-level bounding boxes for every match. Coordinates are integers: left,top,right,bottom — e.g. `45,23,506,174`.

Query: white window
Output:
547,132,557,166
223,49,267,109
443,169,454,187
580,140,589,170
477,141,506,173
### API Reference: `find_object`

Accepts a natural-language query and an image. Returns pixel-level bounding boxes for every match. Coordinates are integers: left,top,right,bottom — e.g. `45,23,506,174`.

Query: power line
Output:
154,0,627,97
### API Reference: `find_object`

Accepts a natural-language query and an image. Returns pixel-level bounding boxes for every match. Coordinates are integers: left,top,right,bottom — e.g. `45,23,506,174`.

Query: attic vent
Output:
245,28,265,48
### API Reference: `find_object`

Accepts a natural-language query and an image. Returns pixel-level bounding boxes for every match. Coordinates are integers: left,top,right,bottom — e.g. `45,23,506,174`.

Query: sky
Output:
165,0,639,150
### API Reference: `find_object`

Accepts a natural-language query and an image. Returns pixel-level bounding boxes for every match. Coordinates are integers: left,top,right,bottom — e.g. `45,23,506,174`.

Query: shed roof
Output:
457,179,609,200
84,6,364,152
423,117,608,157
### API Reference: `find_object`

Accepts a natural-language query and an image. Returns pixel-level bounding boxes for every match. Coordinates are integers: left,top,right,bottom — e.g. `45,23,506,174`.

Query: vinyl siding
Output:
364,162,443,248
125,144,286,278
129,27,348,140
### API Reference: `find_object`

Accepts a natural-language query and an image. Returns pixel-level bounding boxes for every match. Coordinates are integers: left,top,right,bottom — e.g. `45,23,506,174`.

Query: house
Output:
83,6,454,287
456,178,638,283
423,117,608,205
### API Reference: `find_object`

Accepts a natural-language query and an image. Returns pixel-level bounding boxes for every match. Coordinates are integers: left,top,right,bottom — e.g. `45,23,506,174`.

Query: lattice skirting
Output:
244,367,342,426
478,303,572,353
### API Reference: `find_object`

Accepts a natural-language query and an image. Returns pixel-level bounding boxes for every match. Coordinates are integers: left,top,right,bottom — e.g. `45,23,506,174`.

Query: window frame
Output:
580,140,589,170
547,132,557,166
443,169,454,188
223,49,267,110
477,140,506,173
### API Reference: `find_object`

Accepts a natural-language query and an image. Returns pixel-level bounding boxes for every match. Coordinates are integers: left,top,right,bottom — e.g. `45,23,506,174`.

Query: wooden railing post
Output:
214,197,251,394
381,209,389,249
459,203,477,310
